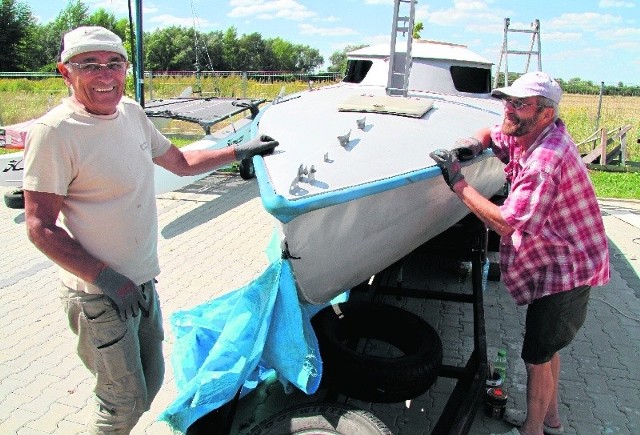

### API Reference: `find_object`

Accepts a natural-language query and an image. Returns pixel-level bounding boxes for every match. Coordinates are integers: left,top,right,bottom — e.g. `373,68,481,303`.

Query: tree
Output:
0,0,37,71
266,37,298,71
31,0,92,70
144,26,195,71
222,27,239,71
413,21,423,40
236,32,266,71
294,45,322,73
195,30,224,71
55,0,89,31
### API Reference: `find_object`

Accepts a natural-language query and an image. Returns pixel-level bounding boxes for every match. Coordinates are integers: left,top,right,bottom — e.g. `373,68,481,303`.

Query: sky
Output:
25,0,640,86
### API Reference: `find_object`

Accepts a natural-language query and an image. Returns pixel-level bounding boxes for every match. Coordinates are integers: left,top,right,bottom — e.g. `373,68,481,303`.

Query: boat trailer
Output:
363,211,496,433
185,199,503,434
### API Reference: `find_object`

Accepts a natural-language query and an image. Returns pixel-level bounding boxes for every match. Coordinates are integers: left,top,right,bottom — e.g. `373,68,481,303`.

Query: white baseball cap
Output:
60,26,128,63
491,71,562,105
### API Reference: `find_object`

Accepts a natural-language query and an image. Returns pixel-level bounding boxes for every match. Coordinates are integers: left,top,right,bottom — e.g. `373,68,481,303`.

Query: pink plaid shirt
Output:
490,119,610,305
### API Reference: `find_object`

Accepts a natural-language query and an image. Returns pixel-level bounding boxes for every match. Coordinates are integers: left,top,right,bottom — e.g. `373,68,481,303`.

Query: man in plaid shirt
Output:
430,71,610,435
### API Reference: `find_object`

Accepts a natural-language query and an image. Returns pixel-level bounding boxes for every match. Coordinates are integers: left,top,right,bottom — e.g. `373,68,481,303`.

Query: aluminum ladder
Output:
386,0,417,96
493,18,542,87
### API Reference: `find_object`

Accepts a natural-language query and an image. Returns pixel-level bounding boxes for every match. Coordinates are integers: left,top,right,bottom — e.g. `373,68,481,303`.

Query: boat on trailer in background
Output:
1,96,265,208
252,0,507,305
1,121,30,209
144,95,266,193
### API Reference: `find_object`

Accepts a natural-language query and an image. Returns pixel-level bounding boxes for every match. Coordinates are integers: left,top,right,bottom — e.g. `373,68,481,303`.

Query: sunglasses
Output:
502,98,544,111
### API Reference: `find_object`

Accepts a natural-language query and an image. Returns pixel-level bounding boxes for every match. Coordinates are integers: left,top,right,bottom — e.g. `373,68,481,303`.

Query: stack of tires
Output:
246,300,443,434
312,300,443,403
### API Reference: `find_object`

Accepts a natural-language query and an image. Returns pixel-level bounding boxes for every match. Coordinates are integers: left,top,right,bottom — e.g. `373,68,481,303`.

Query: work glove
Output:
93,266,148,322
430,149,464,191
452,137,484,161
233,135,279,160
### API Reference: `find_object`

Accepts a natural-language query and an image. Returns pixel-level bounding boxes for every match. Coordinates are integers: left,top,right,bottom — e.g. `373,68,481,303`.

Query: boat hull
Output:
255,84,506,304
257,154,504,304
0,151,24,188
1,118,254,195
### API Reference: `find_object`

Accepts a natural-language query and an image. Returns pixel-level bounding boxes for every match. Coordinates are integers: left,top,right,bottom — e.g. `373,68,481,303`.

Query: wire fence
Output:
0,71,637,161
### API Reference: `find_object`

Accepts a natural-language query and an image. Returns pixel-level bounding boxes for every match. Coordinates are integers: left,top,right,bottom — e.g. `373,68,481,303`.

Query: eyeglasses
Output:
66,61,127,73
502,98,543,111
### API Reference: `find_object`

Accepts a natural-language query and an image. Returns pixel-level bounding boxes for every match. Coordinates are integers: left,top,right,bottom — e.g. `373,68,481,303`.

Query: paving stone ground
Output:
0,173,638,434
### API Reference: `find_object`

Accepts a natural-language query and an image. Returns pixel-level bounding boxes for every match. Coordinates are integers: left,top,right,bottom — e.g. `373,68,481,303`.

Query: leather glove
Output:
429,149,464,191
452,137,484,161
233,135,279,160
93,266,147,322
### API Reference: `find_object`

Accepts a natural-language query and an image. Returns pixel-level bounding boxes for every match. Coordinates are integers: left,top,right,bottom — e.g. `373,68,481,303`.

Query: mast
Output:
134,0,145,106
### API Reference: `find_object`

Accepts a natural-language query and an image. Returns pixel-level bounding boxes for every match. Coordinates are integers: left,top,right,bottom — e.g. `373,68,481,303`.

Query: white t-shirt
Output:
23,96,172,292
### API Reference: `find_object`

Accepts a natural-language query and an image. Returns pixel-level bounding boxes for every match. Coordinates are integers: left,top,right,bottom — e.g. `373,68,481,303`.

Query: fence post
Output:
148,71,154,101
620,129,627,166
595,81,604,131
599,127,607,165
242,72,248,98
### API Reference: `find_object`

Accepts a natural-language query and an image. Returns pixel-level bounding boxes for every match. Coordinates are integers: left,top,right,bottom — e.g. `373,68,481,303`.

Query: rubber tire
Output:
246,402,393,435
239,158,255,179
312,300,443,403
4,189,25,209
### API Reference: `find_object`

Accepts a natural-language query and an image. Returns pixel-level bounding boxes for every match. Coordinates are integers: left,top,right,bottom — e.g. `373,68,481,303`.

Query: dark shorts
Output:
522,285,591,364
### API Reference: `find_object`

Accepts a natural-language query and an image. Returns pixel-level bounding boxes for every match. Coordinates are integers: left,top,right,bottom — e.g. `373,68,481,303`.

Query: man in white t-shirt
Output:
22,26,277,434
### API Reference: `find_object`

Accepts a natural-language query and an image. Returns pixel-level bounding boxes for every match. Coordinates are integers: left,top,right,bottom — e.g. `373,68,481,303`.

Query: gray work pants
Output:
61,280,164,434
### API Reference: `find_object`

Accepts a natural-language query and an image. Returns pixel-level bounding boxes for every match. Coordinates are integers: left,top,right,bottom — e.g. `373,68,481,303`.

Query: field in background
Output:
561,94,639,160
1,76,638,163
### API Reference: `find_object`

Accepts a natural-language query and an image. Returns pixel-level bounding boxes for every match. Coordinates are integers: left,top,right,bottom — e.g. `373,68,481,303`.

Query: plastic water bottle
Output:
494,348,507,384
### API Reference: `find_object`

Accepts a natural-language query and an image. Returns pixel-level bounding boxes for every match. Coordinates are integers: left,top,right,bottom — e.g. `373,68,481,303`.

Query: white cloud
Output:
454,0,490,12
609,40,640,50
543,31,583,42
228,0,315,20
87,0,166,17
595,26,640,40
599,0,636,8
547,12,622,32
546,46,604,62
423,0,506,27
147,14,197,28
298,23,358,37
466,22,504,35
321,16,341,23
363,0,394,5
87,0,129,15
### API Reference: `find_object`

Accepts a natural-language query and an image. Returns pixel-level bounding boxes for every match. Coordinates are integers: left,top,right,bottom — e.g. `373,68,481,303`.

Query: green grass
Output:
169,136,194,148
2,77,638,200
588,170,640,200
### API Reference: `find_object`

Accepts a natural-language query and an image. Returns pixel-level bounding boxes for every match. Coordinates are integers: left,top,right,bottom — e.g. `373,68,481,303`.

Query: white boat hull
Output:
154,115,253,195
0,150,24,188
255,84,506,304
256,151,504,304
1,118,254,196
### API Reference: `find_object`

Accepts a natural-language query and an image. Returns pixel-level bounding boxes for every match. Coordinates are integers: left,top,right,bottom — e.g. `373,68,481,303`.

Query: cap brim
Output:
490,88,537,100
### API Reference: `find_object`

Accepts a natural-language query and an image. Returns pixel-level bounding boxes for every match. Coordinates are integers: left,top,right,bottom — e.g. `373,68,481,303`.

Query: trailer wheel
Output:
246,403,393,435
4,189,25,209
312,300,442,403
239,158,255,180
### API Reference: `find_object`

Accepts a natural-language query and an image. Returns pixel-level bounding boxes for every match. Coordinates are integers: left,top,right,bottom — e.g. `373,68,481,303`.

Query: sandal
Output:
503,408,564,435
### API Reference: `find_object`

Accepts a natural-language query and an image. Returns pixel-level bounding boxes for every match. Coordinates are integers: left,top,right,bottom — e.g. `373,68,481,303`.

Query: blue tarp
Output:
158,232,347,432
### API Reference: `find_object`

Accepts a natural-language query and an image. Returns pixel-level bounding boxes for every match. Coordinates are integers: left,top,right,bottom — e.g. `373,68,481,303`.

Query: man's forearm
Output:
27,221,105,282
177,147,237,176
452,180,513,237
473,128,493,149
